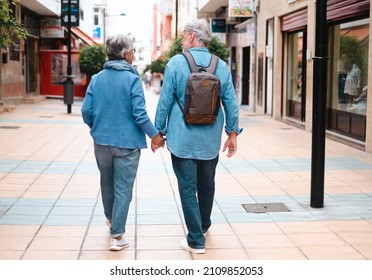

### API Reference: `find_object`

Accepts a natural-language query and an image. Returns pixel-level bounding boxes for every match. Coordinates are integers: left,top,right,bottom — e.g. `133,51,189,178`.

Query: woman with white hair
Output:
81,34,164,251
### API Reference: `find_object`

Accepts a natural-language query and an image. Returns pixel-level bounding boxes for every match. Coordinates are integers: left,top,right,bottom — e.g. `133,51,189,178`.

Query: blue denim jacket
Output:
81,60,158,149
154,47,242,160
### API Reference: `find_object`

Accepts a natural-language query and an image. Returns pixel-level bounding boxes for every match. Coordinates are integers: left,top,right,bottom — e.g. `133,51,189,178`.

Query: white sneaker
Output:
109,237,129,251
180,239,206,254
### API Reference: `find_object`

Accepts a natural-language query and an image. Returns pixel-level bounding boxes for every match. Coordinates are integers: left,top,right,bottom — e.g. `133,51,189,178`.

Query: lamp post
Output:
311,0,328,208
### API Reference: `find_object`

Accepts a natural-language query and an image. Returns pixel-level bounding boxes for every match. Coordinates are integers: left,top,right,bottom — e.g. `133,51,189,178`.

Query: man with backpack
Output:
154,19,242,254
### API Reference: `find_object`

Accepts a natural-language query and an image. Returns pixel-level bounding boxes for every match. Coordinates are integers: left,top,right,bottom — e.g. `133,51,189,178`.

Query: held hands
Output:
151,133,165,152
222,132,237,158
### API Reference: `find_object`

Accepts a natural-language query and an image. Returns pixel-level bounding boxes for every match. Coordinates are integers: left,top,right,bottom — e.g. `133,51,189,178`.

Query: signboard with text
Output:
211,19,226,33
40,18,64,38
228,0,253,17
61,0,80,26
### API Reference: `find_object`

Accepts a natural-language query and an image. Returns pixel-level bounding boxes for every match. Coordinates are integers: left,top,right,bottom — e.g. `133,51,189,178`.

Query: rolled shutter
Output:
282,8,308,32
327,0,370,22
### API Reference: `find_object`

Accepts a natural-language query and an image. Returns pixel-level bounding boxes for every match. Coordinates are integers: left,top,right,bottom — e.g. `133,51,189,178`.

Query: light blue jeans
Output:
94,143,140,238
171,154,219,249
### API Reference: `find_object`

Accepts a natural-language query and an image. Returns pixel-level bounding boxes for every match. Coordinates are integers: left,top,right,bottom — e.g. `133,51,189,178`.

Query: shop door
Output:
231,47,237,90
25,37,37,94
286,31,307,121
241,46,251,105
265,19,274,115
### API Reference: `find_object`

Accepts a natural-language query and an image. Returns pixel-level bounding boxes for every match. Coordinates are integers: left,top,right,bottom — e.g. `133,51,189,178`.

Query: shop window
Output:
51,53,86,86
286,31,306,121
328,19,369,140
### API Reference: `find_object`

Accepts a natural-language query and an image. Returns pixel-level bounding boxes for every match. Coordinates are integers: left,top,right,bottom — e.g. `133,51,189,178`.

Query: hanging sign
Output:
40,18,64,38
228,0,253,17
61,0,80,26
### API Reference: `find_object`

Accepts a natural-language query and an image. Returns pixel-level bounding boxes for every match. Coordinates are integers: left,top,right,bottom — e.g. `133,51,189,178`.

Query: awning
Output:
71,27,99,46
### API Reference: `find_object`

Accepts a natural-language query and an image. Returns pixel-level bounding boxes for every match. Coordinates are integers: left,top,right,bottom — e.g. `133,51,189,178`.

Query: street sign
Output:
61,0,80,27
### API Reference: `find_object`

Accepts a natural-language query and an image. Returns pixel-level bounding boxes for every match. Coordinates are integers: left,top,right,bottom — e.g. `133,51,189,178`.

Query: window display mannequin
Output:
344,63,361,101
337,54,349,103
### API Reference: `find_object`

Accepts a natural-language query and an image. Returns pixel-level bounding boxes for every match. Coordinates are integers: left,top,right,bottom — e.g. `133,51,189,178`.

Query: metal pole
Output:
310,0,328,208
175,0,178,37
66,0,72,114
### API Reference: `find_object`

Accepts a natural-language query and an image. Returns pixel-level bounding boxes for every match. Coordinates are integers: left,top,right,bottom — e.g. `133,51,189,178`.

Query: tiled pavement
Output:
1,91,372,260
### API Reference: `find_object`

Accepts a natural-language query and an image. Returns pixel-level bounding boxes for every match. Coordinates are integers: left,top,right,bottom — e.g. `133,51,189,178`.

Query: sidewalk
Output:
0,91,372,260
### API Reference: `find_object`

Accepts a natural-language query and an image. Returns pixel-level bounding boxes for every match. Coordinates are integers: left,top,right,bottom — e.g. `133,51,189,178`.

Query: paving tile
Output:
36,226,86,237
137,225,185,236
287,232,347,246
0,236,33,250
248,247,307,260
193,249,250,260
79,250,135,260
1,99,372,260
43,215,91,226
137,236,183,250
137,249,192,260
0,214,46,225
22,250,79,260
300,245,366,260
27,237,84,251
0,251,24,260
239,234,297,249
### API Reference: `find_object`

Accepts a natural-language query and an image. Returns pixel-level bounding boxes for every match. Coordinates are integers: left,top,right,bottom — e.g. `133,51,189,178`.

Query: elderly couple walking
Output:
81,19,242,254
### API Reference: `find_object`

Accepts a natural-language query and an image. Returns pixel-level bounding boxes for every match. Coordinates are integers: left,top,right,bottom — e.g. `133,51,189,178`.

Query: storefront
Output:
40,50,87,97
255,0,371,151
326,0,370,141
282,8,308,122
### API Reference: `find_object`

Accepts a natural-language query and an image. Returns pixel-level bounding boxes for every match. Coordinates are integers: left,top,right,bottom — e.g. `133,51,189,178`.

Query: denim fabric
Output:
171,154,219,249
94,143,140,238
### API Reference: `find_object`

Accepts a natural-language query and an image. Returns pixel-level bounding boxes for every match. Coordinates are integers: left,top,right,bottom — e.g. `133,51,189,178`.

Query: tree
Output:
0,0,28,48
79,45,106,77
149,35,230,74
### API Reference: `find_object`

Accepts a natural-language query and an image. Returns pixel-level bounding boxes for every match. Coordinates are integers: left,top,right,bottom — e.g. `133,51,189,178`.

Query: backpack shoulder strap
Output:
206,55,219,74
181,51,201,73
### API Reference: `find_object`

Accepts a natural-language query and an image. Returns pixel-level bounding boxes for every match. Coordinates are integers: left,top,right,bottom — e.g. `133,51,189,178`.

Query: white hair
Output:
105,34,133,60
183,19,212,46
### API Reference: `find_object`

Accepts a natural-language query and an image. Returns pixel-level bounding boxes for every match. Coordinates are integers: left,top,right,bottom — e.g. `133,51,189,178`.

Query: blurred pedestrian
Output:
154,19,242,254
81,34,164,251
143,70,152,90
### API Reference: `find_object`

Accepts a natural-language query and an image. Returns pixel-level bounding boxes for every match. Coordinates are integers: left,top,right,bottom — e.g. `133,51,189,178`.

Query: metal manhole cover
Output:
242,203,290,213
0,125,20,129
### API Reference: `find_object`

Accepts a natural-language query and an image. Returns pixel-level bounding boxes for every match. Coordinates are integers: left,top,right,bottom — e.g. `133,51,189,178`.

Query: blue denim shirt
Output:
154,47,242,160
81,60,158,149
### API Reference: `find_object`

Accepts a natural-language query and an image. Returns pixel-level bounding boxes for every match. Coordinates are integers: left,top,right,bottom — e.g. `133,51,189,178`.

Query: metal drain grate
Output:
0,125,20,129
242,203,290,213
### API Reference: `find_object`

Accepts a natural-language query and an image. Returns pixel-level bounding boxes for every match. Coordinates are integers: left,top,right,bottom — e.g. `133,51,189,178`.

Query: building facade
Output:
0,0,99,110
194,0,371,153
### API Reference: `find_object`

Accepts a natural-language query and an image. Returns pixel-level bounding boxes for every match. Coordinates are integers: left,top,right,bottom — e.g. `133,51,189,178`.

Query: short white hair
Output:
105,34,134,60
183,19,212,46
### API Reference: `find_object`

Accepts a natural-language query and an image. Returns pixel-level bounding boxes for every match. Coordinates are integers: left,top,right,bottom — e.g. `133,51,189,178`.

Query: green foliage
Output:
166,36,183,59
149,35,230,74
340,35,369,83
149,58,166,74
79,45,106,76
208,36,229,63
0,0,28,48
